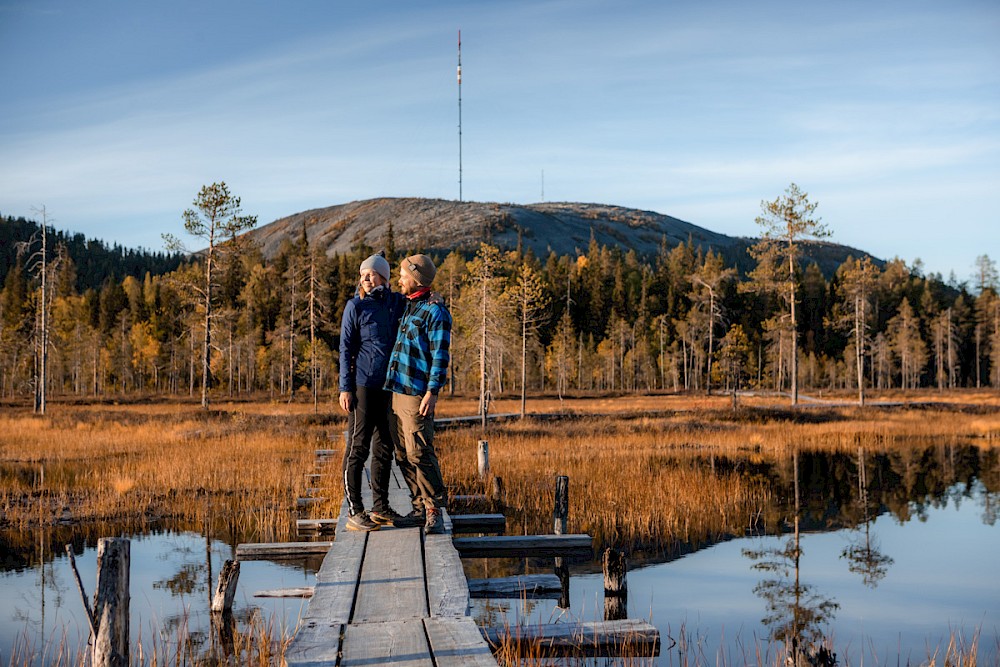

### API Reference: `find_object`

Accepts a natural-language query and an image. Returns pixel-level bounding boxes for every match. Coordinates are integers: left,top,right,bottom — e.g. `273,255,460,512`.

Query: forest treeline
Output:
2,192,999,406
1,214,185,292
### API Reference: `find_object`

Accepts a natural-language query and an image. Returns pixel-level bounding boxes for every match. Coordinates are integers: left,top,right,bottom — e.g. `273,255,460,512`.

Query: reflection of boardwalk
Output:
285,478,497,666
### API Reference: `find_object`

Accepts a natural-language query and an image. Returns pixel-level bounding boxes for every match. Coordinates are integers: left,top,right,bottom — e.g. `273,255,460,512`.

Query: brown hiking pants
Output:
390,392,447,511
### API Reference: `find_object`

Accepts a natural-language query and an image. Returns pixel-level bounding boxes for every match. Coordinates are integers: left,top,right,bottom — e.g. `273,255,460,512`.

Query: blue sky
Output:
1,0,997,280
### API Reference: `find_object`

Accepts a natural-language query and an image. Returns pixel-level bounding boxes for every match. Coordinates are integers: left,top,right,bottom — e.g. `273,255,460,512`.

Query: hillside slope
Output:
246,197,875,275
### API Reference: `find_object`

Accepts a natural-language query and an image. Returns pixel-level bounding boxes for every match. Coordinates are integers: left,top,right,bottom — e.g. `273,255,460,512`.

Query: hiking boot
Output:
345,511,380,532
369,508,404,526
424,508,444,534
393,508,425,528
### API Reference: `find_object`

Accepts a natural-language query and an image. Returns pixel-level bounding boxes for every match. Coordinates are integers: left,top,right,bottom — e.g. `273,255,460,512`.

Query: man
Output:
384,254,452,534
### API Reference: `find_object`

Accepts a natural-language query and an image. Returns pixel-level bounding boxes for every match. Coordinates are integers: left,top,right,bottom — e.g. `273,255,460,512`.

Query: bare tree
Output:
17,206,63,414
689,251,736,394
164,182,257,409
829,257,880,405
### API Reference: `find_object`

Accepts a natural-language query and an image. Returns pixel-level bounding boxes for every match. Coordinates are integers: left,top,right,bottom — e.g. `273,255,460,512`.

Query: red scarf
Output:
407,287,432,300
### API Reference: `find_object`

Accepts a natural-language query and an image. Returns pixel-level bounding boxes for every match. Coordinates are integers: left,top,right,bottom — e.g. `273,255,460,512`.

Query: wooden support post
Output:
490,476,504,512
554,475,570,609
603,547,627,621
93,538,129,667
477,440,489,478
211,559,240,613
553,475,568,535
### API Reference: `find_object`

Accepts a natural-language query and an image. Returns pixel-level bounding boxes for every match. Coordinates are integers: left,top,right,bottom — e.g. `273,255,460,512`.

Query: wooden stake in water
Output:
211,560,240,613
554,475,570,609
93,538,129,667
603,547,628,621
553,475,568,535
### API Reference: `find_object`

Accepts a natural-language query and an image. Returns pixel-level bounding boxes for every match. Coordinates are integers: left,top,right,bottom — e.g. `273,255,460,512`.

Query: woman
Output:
338,251,410,531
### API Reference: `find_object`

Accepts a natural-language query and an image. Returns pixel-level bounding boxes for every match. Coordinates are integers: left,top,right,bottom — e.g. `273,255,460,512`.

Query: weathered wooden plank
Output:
424,512,469,618
451,513,505,534
467,574,562,599
453,534,593,559
235,542,332,560
424,617,498,667
283,621,344,667
296,497,326,507
314,448,338,457
351,527,427,623
341,619,432,667
302,529,365,627
253,587,314,598
481,619,660,658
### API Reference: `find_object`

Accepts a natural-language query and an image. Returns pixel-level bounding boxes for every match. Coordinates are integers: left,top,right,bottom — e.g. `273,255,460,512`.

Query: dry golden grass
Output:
436,392,1000,553
4,391,996,551
2,392,996,666
0,404,341,543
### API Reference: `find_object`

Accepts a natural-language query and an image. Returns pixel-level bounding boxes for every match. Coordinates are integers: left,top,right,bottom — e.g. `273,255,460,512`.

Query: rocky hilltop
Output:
246,197,873,275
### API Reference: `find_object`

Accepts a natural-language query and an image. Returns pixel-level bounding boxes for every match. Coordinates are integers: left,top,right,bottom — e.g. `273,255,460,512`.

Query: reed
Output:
436,399,1000,553
0,404,334,543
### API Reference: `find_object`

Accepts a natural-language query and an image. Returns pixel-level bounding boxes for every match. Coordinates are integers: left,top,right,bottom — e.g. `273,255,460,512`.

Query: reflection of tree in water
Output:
153,562,205,596
744,450,838,665
980,448,1000,526
840,447,893,588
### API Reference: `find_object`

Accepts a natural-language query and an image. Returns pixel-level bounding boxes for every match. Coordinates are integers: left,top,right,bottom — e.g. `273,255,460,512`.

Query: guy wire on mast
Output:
457,29,463,202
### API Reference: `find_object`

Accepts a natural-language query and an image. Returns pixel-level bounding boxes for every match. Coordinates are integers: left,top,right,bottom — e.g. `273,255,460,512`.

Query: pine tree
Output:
163,182,257,408
745,184,830,405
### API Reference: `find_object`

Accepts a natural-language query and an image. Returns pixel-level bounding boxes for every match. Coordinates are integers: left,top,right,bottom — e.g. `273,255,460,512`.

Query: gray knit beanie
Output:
360,252,391,282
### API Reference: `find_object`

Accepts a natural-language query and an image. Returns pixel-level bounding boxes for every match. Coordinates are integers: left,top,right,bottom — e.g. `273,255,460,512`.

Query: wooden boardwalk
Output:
284,477,498,666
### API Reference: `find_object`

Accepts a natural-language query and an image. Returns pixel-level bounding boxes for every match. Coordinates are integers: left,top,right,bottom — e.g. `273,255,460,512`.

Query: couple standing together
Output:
338,251,452,534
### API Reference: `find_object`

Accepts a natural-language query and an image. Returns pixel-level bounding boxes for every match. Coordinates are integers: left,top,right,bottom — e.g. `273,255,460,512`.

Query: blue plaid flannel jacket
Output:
383,294,451,396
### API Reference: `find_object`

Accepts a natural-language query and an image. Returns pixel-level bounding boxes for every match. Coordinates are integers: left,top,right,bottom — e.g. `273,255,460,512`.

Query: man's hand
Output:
419,391,438,417
339,391,356,413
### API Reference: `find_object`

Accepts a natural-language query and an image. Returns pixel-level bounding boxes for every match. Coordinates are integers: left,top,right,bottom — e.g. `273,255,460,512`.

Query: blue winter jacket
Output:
338,288,406,392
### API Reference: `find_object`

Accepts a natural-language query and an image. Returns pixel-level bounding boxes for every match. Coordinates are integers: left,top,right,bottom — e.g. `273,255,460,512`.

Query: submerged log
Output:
467,574,561,599
254,587,315,598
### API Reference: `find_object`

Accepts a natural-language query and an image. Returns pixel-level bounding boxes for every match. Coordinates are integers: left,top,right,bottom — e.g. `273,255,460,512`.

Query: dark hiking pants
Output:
342,386,394,515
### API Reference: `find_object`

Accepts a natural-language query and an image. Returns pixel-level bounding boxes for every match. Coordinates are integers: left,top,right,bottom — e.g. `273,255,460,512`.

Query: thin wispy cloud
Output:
1,0,997,276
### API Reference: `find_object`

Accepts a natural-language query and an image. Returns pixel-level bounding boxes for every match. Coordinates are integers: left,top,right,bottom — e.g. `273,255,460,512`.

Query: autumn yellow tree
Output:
503,262,550,417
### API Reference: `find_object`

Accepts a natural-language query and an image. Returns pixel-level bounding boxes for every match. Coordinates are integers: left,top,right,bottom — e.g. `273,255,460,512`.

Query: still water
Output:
1,531,314,662
474,478,999,665
2,444,999,665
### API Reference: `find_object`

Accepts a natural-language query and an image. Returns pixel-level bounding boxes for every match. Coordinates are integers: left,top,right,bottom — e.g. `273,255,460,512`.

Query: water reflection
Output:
472,441,999,665
840,447,893,588
0,531,315,662
744,449,839,663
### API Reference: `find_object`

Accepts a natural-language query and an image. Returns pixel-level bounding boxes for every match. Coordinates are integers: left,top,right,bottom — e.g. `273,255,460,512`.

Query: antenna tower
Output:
457,30,463,202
